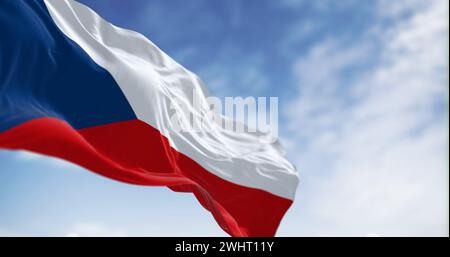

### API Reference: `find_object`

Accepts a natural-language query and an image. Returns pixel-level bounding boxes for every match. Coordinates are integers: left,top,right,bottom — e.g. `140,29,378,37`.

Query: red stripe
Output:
0,117,293,236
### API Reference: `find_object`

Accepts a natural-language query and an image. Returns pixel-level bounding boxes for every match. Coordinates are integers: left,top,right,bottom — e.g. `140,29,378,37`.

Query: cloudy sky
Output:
0,0,448,236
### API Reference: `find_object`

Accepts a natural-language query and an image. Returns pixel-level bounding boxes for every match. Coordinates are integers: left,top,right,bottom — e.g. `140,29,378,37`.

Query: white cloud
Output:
280,0,449,236
280,19,319,55
14,150,77,169
276,0,359,11
198,48,269,97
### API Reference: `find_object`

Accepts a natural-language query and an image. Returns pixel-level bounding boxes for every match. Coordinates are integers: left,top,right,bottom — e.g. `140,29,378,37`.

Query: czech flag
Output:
0,0,298,236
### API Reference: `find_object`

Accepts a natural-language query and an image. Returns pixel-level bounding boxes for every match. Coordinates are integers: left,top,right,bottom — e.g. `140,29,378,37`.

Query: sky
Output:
0,0,448,236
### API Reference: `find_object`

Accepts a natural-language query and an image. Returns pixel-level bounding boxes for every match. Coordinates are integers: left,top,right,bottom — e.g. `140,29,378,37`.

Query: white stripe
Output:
43,0,298,200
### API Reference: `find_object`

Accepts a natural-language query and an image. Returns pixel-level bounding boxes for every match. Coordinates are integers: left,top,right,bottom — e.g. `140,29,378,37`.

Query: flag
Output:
0,0,298,236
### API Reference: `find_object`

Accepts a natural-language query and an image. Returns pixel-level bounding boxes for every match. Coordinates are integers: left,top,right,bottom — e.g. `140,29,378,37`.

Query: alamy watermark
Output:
169,92,279,143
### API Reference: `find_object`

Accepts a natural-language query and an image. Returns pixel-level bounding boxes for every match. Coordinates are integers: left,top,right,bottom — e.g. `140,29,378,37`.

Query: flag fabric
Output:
0,0,298,236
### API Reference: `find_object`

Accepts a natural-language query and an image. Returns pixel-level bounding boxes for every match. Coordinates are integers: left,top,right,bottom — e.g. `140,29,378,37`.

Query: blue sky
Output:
0,0,448,236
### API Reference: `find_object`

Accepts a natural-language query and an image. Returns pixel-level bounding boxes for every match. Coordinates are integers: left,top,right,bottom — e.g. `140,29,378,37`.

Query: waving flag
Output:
0,0,298,236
